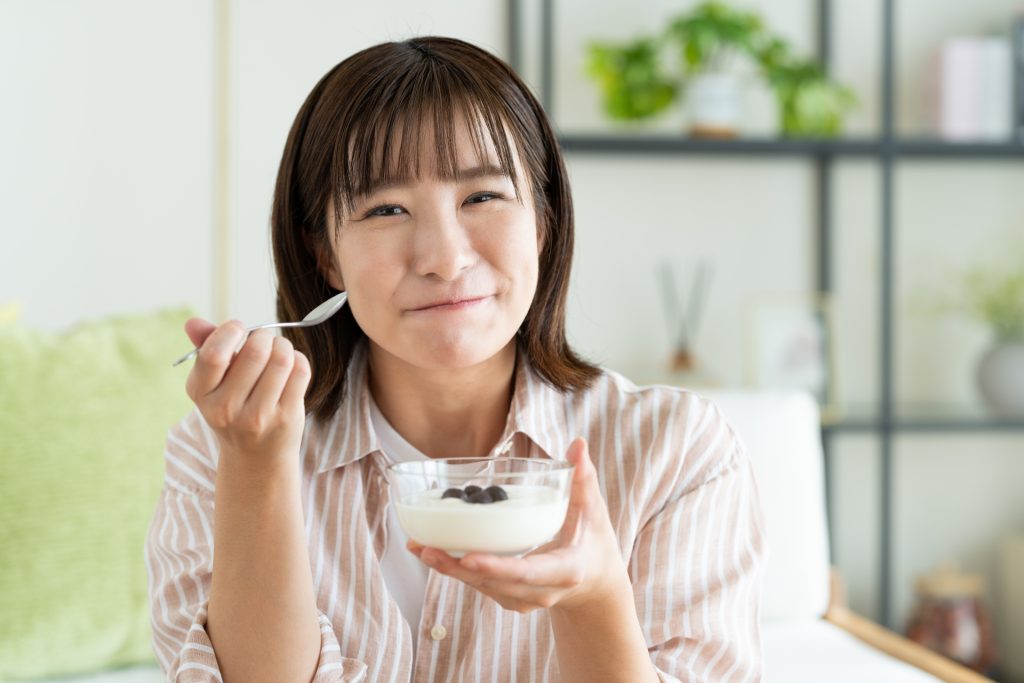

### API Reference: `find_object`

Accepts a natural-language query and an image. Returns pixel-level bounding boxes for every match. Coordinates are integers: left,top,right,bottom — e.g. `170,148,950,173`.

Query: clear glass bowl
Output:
385,457,574,557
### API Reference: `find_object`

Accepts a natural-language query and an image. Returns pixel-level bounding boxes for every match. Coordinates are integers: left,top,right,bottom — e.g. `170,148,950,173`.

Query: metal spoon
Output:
171,291,348,367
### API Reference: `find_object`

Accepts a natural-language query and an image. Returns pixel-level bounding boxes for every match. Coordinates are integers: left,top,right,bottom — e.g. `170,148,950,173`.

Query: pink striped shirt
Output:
145,342,766,682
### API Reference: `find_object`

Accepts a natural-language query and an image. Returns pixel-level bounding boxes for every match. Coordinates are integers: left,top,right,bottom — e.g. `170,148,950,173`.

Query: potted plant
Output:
586,37,677,123
585,1,857,137
665,2,764,137
956,260,1024,416
758,36,858,136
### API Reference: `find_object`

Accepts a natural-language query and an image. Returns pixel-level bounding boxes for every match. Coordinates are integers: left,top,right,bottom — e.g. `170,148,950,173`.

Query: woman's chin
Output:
413,333,514,370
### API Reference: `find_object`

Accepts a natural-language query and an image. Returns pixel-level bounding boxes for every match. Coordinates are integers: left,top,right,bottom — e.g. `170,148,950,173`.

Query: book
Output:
933,36,1013,141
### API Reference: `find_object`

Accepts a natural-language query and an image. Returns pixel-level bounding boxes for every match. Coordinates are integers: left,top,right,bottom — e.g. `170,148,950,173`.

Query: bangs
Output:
330,57,526,227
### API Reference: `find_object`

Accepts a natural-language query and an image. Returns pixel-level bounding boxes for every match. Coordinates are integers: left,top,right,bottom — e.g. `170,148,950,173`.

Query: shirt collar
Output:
314,340,570,474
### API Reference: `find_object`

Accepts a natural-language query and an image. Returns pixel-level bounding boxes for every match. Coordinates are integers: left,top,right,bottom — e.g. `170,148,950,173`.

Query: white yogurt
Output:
394,484,569,557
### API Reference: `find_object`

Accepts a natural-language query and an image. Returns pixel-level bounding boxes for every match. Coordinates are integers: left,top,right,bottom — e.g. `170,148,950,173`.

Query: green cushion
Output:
0,308,196,680
0,302,22,325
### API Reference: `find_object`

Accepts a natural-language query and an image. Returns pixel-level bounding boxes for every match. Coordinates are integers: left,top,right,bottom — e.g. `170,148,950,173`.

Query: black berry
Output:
463,485,483,496
484,485,508,502
441,488,467,501
467,490,493,504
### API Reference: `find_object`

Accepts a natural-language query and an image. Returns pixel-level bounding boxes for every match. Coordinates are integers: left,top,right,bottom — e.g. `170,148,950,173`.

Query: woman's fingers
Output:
186,320,247,398
245,335,296,416
566,437,597,508
457,548,583,589
183,320,309,463
411,542,581,590
419,547,581,608
210,328,275,407
279,350,312,413
554,437,596,546
184,317,217,349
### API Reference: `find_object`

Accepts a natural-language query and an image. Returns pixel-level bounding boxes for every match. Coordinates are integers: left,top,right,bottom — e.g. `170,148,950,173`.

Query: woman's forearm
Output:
549,571,660,683
207,451,321,683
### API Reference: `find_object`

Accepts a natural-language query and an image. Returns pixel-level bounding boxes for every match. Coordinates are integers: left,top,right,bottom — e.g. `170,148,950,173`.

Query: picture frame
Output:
745,293,841,419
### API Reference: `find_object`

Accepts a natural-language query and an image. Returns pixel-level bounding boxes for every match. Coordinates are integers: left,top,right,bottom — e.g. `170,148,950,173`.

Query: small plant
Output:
666,2,763,74
958,263,1024,342
759,37,857,136
585,1,857,136
586,38,676,120
920,247,1024,343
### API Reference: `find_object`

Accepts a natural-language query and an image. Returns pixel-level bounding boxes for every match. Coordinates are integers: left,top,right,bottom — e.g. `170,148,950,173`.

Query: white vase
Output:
977,342,1024,417
684,72,741,138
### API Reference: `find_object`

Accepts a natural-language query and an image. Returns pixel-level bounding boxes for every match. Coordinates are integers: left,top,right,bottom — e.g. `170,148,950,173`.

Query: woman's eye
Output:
366,204,404,218
364,192,499,219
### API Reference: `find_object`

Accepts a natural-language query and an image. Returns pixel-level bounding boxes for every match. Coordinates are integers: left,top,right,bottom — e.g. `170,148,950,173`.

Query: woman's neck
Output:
366,341,517,458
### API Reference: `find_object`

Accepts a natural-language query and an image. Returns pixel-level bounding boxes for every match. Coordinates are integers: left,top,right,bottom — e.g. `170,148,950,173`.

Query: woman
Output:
146,36,765,683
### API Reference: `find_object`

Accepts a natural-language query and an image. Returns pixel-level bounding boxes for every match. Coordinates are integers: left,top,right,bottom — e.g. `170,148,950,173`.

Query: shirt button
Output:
430,624,447,641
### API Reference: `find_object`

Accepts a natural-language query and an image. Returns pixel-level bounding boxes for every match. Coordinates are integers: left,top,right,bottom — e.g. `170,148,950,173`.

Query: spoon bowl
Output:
171,291,348,367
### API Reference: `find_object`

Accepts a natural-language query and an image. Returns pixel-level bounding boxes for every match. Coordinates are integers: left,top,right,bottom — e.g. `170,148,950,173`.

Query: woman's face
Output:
322,118,541,371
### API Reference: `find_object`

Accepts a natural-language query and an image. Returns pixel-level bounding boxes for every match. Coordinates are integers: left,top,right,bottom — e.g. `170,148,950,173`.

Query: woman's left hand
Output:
407,437,627,613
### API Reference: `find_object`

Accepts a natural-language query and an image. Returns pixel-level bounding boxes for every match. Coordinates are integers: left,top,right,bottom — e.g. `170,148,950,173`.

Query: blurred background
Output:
2,0,1024,680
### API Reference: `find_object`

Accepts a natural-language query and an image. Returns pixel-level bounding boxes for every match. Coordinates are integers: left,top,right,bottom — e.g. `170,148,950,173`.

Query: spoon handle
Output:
170,321,308,367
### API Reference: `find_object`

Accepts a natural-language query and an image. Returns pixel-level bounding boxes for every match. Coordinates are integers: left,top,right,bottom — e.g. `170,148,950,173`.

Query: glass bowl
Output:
385,457,574,557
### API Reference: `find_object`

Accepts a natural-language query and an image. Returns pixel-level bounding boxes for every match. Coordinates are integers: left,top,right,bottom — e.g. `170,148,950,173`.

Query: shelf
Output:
821,404,1024,433
895,138,1024,159
558,133,1024,160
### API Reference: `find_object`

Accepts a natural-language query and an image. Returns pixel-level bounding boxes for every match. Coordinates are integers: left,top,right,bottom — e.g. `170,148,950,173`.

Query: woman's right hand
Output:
183,318,312,468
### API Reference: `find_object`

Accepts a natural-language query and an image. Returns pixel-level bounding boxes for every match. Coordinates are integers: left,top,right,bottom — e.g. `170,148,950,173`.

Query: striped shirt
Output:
145,342,766,682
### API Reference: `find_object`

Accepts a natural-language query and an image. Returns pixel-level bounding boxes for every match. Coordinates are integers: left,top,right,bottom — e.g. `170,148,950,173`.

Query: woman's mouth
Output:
410,295,492,313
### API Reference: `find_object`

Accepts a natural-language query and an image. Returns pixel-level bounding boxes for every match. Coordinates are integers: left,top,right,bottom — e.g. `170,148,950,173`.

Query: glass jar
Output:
905,563,998,674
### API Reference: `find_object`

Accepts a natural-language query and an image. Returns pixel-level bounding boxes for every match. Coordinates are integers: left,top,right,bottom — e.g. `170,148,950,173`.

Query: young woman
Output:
146,36,765,683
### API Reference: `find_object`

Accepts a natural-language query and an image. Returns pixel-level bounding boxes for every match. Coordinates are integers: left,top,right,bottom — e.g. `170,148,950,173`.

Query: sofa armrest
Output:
825,568,992,683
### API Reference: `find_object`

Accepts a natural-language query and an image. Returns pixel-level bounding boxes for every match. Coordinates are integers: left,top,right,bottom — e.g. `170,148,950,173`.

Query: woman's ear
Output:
304,230,346,292
320,251,346,292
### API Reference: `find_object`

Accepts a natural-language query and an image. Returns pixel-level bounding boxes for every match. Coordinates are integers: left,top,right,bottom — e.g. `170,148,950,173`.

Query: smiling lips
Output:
410,295,492,312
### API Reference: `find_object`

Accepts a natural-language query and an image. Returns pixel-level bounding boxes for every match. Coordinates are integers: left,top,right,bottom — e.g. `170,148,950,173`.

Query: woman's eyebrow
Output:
359,164,510,197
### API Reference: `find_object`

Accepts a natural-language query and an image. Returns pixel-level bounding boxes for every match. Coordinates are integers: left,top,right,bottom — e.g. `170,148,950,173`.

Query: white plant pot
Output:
977,342,1024,417
685,72,742,138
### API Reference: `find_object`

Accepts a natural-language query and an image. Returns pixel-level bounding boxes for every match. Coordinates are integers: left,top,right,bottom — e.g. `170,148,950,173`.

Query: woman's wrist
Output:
548,569,659,682
217,444,302,490
550,565,633,620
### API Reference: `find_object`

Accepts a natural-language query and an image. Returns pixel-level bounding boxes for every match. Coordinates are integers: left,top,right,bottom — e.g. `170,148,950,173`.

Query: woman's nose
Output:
412,209,477,281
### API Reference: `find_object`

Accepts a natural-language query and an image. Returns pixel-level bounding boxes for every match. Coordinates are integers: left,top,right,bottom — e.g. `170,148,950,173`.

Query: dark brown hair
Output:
271,36,599,422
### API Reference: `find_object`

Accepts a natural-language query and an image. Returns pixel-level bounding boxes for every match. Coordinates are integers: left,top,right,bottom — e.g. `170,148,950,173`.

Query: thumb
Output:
557,438,599,547
565,437,598,508
565,437,590,475
184,318,217,349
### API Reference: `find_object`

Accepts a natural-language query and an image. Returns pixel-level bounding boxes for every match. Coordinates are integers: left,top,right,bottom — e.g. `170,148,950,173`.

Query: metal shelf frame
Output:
509,0,1024,629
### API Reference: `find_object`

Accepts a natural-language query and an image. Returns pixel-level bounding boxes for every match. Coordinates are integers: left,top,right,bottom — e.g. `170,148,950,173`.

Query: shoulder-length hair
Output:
271,36,599,422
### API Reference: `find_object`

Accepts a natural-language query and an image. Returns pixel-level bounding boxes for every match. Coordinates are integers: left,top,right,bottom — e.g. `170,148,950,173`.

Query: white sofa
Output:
18,391,984,683
702,389,988,683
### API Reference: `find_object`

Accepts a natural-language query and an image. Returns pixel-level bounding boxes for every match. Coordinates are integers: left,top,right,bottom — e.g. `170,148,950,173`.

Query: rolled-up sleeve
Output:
144,408,368,682
630,426,767,683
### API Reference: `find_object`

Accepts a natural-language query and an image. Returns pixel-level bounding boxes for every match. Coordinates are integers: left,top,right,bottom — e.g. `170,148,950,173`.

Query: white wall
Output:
0,0,215,329
4,0,1023,640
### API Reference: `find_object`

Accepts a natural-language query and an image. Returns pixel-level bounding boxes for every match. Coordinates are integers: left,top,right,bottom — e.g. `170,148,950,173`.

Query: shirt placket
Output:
412,569,455,680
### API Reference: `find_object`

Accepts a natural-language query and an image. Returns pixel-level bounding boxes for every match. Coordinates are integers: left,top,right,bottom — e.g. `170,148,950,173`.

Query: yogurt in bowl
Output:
386,457,574,557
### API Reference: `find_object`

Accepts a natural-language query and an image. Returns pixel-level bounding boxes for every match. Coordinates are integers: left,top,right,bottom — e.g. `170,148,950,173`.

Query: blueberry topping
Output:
467,490,493,504
441,488,467,501
484,485,508,502
463,485,483,496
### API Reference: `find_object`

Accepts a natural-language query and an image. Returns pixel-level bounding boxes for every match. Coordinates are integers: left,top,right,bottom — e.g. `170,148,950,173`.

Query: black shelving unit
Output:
509,0,1024,629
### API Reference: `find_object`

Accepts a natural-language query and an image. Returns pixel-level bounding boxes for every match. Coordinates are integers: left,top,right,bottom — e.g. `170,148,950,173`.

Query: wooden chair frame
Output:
824,569,993,683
